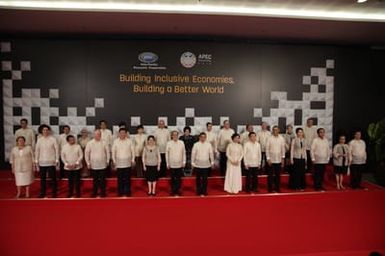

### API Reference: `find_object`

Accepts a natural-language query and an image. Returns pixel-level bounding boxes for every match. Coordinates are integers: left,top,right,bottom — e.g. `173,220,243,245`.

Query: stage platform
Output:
0,170,384,256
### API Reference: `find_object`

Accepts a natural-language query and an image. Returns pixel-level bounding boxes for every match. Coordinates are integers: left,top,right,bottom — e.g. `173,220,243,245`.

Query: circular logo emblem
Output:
180,52,196,68
138,52,158,64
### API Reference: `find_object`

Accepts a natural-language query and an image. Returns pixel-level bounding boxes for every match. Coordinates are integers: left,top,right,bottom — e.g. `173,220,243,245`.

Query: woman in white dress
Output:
9,136,35,198
224,133,244,194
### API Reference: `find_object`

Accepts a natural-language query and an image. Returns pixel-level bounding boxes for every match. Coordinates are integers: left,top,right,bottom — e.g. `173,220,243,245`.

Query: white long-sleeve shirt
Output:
243,141,262,168
290,137,307,162
61,143,83,170
154,128,170,154
349,139,367,165
283,132,296,153
165,140,186,168
15,128,35,149
217,128,234,152
304,126,318,150
35,136,59,167
311,137,331,164
266,135,285,164
191,141,214,168
85,139,110,170
58,133,77,151
100,128,113,149
133,133,147,157
241,131,250,145
257,130,271,152
112,138,135,168
205,130,217,153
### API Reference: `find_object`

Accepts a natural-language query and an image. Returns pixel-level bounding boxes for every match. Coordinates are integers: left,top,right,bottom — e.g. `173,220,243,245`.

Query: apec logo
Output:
180,52,212,68
198,54,212,61
180,52,197,68
138,52,158,64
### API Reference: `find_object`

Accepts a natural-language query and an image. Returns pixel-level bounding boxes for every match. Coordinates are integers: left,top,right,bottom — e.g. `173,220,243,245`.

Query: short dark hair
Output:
199,132,206,137
295,128,303,134
183,126,191,133
20,118,28,124
206,122,212,127
248,131,256,137
119,127,127,133
137,125,144,130
66,135,75,142
63,125,70,130
147,135,155,141
317,128,325,134
272,125,279,130
40,124,51,131
118,121,127,127
99,120,107,124
231,133,240,140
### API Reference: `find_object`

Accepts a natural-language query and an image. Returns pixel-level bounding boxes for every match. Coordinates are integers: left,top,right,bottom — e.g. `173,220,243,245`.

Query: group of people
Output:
9,117,367,198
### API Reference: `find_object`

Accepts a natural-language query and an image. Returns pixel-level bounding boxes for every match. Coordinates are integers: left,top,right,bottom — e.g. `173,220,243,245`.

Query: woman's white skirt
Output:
14,171,34,186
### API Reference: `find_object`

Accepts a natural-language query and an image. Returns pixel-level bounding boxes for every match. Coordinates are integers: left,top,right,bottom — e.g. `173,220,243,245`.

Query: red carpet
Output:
0,169,384,256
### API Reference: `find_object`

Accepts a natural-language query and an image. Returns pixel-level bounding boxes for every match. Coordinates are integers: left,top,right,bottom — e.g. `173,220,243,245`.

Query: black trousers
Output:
241,159,246,176
219,151,227,176
195,167,210,195
91,169,107,197
350,164,365,188
170,168,183,195
117,167,131,196
67,170,81,197
245,167,259,192
134,157,144,178
292,158,306,189
285,153,294,188
313,164,326,190
306,150,313,172
261,152,267,174
267,163,281,191
59,159,66,179
39,166,57,197
106,161,112,177
159,153,167,177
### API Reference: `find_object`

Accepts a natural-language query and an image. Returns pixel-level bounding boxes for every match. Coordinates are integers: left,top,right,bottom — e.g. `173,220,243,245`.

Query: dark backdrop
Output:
1,38,384,167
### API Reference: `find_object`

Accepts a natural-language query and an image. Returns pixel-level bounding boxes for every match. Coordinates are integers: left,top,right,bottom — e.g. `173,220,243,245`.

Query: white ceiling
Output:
0,0,385,45
1,0,385,21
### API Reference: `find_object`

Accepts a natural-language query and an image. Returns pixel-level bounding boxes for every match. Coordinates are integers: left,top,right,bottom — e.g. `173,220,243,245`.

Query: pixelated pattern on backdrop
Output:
1,42,334,161
1,42,105,160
